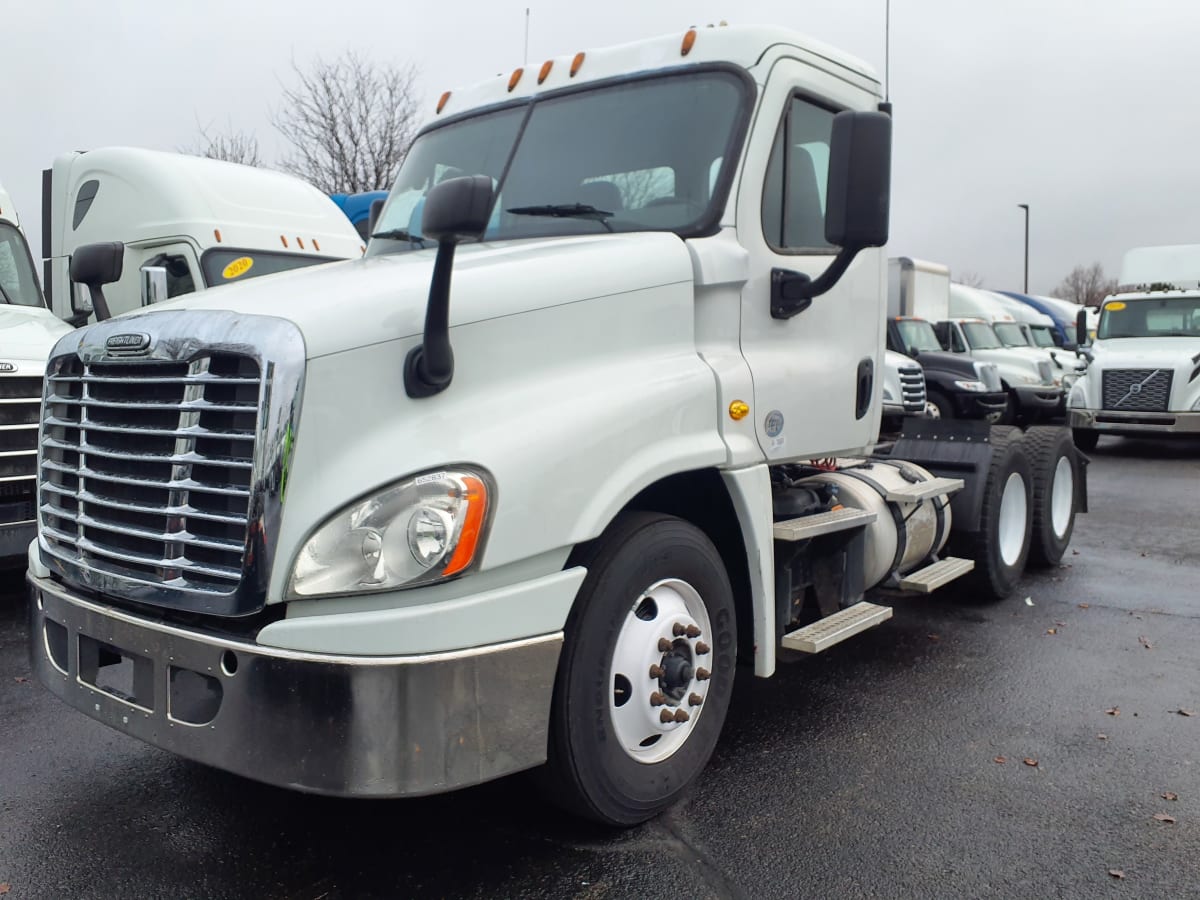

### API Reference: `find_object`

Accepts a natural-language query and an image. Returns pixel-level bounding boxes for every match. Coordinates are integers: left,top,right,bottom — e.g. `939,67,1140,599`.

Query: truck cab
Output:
0,182,74,562
885,315,1006,420
1068,244,1200,450
42,148,365,324
997,290,1079,350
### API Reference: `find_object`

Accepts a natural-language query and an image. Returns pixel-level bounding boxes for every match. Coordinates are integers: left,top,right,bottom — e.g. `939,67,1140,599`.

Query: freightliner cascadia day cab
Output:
0,182,73,562
42,148,365,325
29,26,1086,826
1068,244,1200,451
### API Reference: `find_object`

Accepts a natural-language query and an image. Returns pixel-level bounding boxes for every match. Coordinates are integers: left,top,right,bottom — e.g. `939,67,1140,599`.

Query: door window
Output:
761,96,836,251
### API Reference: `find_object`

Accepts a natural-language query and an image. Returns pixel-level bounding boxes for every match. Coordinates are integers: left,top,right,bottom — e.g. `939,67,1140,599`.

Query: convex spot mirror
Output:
140,266,168,306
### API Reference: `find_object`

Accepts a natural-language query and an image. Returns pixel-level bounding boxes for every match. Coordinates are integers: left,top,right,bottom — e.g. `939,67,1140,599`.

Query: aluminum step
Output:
773,507,877,542
898,556,974,593
781,601,893,654
884,476,965,504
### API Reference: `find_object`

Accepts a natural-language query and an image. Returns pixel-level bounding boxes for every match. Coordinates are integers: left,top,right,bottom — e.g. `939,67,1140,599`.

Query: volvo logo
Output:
1128,383,1142,395
0,361,15,373
106,333,151,353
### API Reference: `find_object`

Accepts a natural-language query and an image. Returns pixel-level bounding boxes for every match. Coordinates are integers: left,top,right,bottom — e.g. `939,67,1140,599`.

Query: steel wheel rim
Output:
1050,455,1074,538
609,578,713,764
998,471,1028,567
925,401,941,419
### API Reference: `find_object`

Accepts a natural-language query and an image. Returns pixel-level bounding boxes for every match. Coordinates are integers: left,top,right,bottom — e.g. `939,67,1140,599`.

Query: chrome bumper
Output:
28,574,562,797
1069,409,1200,434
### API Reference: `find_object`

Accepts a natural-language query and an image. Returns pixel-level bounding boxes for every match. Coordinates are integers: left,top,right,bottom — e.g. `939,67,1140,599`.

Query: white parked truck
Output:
0,181,73,562
42,148,364,324
1068,244,1200,450
880,349,927,430
28,26,1086,826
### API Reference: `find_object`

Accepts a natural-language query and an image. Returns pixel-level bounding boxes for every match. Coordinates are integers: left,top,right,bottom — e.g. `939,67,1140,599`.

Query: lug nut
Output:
695,641,711,655
649,691,667,706
696,667,711,681
673,708,690,723
689,693,704,707
685,624,701,638
660,708,676,724
657,638,673,652
648,664,665,679
672,622,687,636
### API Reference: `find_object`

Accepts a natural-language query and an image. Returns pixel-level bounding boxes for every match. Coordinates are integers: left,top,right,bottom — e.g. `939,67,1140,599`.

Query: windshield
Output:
1031,325,1056,348
1098,296,1200,339
895,319,944,353
0,222,45,307
993,322,1030,347
961,322,1003,350
200,248,340,288
368,70,749,253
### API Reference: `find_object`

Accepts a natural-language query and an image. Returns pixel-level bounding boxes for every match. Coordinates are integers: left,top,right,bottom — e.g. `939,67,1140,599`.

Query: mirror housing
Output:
70,241,124,321
140,266,169,306
1075,307,1089,347
404,175,495,398
367,198,385,239
771,110,892,319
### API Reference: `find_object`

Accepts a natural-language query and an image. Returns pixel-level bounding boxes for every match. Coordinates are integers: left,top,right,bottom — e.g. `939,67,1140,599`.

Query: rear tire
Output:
949,427,1033,600
1072,428,1099,452
542,513,736,826
1024,426,1080,567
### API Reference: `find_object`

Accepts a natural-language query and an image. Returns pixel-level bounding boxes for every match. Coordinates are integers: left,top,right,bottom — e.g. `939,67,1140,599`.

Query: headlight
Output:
1019,373,1040,385
953,379,989,392
289,468,491,598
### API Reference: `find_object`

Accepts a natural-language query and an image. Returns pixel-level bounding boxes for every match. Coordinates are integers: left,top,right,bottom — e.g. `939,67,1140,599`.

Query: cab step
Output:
884,476,965,504
773,507,877,542
781,601,893,654
898,556,974,593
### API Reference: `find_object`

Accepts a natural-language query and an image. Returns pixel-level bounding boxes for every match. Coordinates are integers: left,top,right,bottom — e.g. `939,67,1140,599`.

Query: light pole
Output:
1017,203,1029,293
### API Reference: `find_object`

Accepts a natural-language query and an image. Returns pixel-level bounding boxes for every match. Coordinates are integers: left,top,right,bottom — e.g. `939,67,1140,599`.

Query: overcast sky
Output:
5,0,1198,294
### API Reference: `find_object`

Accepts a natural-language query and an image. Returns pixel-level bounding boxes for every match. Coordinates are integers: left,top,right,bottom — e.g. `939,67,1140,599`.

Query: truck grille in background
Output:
1102,369,1173,412
0,376,44,526
899,366,926,413
39,354,263,594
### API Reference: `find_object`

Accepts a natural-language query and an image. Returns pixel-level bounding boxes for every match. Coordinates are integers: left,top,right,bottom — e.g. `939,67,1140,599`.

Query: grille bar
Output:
48,374,261,386
44,507,245,553
0,374,42,526
40,525,242,582
41,481,248,526
42,460,252,498
47,396,257,414
42,437,254,470
43,416,257,441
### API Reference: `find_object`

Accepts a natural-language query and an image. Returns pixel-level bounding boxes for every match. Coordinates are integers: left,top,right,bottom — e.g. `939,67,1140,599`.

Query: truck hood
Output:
1093,337,1200,366
0,305,74,363
130,233,695,359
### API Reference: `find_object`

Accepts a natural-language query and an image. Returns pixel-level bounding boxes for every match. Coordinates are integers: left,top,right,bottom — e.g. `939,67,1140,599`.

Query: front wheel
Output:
543,513,737,826
925,389,953,420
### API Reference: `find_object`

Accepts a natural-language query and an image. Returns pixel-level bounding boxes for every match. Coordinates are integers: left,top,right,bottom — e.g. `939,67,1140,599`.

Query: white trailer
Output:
28,26,1086,826
42,148,365,324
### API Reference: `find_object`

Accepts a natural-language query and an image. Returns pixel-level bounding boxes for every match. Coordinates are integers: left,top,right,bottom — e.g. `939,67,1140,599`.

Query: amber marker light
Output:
213,228,222,243
437,91,451,113
729,401,750,420
280,235,288,248
681,28,697,56
441,475,489,577
508,68,524,91
570,52,585,77
538,59,553,84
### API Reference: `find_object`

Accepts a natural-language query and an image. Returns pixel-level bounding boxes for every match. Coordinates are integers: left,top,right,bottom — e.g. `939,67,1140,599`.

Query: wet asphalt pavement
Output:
2,436,1198,899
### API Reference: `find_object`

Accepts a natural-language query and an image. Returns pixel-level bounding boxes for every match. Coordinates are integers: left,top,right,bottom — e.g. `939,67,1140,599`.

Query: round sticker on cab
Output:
222,256,254,280
1105,301,1126,311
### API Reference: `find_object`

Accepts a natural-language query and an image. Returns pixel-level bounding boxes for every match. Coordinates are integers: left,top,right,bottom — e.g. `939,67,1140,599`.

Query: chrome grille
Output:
40,355,261,592
1102,368,1173,412
0,375,44,526
898,366,926,413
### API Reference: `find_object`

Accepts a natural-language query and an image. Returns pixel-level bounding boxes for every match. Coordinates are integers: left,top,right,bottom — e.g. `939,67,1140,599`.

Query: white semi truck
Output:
0,182,73,562
42,148,365,324
1068,244,1200,450
28,26,1085,826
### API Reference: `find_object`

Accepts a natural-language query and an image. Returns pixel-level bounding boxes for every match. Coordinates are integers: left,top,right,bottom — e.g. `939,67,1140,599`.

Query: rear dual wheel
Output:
1024,426,1080,567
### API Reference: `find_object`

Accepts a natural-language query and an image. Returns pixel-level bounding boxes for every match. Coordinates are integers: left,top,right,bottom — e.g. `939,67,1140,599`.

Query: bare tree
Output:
957,271,986,288
1054,263,1118,307
184,121,262,166
272,51,420,194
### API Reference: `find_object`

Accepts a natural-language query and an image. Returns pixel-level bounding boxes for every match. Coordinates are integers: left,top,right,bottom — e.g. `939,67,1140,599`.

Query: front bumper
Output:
28,574,562,797
1069,409,1200,434
953,390,1009,420
1012,385,1065,417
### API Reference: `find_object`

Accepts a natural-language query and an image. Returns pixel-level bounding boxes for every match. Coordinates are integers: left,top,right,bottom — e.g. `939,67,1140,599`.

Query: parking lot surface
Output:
2,436,1198,899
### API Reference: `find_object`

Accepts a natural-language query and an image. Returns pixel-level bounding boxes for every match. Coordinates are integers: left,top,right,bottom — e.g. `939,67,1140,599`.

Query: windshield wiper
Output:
507,203,614,232
371,228,431,247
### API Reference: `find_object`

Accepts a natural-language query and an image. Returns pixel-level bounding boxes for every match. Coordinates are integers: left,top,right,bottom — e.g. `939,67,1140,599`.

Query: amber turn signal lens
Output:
538,60,553,84
729,401,750,420
570,52,585,77
681,29,697,56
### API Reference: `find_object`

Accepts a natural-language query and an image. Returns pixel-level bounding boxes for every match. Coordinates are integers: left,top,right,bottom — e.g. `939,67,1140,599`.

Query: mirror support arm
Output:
770,245,860,320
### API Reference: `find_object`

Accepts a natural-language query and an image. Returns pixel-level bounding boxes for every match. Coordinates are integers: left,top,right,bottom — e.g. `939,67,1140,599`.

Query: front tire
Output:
926,389,953,420
1024,426,1080,567
543,513,737,826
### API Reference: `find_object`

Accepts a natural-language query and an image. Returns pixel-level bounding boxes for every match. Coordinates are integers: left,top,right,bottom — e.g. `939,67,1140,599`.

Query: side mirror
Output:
404,175,495,398
140,266,169,306
1075,308,1089,347
367,198,386,239
771,110,891,319
70,241,123,321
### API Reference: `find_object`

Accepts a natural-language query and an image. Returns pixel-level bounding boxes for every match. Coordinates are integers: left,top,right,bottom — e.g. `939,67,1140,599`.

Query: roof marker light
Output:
538,59,553,84
681,28,697,55
437,91,451,113
508,68,524,92
570,52,585,77
313,239,320,252
280,235,288,248
297,237,305,249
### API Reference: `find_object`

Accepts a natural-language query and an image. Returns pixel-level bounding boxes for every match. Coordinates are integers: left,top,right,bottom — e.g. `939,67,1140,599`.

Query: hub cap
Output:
998,471,1028,567
609,578,712,764
1050,455,1074,538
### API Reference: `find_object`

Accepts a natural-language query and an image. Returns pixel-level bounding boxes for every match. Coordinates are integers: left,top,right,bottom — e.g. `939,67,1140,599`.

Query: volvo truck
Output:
28,26,1085,826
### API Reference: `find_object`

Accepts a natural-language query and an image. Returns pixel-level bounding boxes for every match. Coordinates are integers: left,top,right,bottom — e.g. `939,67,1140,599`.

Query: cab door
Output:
736,58,884,461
